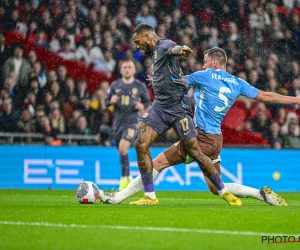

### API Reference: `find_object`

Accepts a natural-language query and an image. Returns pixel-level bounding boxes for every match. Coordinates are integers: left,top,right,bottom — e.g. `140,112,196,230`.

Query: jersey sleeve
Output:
185,71,206,86
238,78,260,99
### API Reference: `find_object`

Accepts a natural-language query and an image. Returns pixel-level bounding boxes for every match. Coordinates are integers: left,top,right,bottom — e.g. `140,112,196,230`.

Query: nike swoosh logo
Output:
184,130,190,135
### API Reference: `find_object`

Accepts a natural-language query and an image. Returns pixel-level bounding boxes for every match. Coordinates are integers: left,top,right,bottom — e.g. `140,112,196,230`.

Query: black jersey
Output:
105,79,150,131
151,38,191,114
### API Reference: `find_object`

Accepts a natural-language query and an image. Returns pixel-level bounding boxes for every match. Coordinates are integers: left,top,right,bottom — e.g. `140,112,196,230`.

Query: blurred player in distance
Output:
105,60,150,190
130,24,241,206
99,47,298,206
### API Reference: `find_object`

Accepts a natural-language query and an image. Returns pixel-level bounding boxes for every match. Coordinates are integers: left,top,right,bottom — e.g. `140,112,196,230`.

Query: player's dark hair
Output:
204,47,227,65
133,23,154,35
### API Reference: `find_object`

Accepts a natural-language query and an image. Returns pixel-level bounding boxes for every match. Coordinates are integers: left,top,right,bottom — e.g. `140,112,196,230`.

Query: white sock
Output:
115,169,160,203
218,187,228,196
145,191,156,199
225,183,264,201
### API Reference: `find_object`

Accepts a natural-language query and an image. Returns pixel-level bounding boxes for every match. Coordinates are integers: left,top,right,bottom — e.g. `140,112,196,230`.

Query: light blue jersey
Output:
186,68,259,134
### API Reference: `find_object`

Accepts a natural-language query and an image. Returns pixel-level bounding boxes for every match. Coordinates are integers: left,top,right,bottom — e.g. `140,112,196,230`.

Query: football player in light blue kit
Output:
185,52,259,136
99,47,300,205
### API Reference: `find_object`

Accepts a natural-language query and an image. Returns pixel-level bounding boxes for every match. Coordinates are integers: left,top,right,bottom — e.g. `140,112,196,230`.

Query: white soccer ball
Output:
75,181,99,204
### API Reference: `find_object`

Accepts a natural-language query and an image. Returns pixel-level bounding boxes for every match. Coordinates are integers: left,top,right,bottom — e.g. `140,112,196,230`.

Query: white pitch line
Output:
0,221,299,237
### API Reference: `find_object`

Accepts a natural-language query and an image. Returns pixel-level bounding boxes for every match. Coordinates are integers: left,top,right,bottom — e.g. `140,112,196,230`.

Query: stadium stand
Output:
1,0,300,148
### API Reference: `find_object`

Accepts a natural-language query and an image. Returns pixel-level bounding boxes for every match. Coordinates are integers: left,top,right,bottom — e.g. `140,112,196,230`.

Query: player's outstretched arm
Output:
255,91,300,105
171,45,193,57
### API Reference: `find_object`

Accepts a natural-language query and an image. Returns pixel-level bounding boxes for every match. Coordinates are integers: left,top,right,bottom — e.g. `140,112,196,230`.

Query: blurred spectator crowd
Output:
1,0,300,148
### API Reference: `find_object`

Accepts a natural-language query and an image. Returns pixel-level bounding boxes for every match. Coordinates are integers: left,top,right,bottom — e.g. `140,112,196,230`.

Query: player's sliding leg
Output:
99,151,287,206
181,137,241,206
99,173,287,206
130,122,160,205
205,162,287,206
99,141,286,206
118,139,133,190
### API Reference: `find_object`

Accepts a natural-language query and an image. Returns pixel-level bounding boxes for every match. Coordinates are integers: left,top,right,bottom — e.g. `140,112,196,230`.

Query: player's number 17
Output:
180,118,189,131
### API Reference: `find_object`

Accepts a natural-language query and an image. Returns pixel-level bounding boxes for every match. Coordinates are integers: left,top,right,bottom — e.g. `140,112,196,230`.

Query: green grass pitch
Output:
1,190,300,250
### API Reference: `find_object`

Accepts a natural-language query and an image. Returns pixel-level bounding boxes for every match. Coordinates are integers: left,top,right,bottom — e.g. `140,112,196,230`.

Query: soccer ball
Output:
75,181,99,204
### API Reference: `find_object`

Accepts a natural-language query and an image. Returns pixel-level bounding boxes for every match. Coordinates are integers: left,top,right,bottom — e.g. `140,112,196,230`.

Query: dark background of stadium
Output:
0,0,300,149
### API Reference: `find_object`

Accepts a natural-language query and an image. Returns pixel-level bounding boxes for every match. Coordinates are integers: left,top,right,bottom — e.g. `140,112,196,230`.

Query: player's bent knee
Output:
134,140,150,154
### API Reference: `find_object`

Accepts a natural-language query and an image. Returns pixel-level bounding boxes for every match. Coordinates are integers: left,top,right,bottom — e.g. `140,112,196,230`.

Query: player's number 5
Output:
214,87,231,112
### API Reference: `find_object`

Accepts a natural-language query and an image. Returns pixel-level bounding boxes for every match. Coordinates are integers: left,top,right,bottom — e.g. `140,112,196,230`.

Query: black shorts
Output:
114,124,138,146
140,102,197,140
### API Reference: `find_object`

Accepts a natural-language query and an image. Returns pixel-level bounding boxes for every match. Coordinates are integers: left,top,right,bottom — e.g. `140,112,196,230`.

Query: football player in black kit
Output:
130,23,241,205
105,60,150,190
